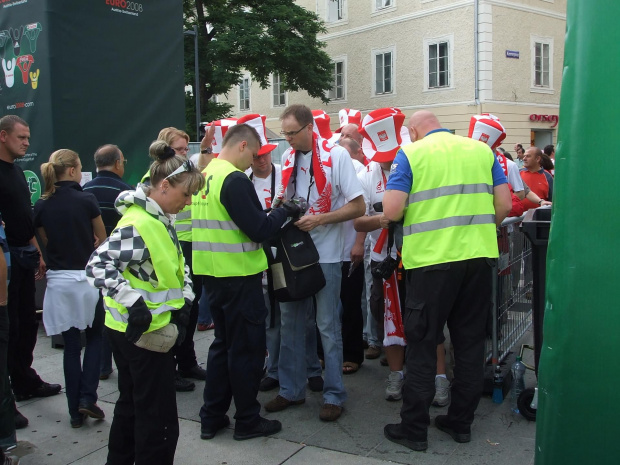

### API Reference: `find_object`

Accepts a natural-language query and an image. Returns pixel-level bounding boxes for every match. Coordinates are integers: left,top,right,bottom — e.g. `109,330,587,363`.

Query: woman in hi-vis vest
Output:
86,141,204,465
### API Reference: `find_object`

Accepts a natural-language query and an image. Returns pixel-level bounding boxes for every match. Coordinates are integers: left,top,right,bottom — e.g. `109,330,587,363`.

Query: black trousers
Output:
173,241,202,372
7,257,42,394
400,258,493,440
340,262,365,365
199,273,266,432
0,307,15,448
106,328,178,465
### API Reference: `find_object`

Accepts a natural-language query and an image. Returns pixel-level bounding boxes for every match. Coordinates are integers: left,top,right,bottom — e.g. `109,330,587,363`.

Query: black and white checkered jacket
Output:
86,187,194,309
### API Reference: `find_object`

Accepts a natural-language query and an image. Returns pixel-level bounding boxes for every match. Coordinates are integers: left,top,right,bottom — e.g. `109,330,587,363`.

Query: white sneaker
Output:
432,376,451,407
385,371,404,401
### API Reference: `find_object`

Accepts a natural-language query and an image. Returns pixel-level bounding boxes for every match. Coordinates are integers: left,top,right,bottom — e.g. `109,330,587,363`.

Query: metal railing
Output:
486,215,533,366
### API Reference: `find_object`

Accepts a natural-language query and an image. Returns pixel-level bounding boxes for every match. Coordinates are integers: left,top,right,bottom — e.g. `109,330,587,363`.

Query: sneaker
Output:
307,376,324,392
174,373,195,392
264,395,305,412
435,415,471,443
432,377,451,407
78,402,105,419
179,365,207,381
365,345,382,360
385,371,404,401
384,423,428,451
99,369,113,380
200,415,230,440
14,382,62,401
319,403,343,422
2,453,20,464
258,377,279,392
70,413,87,428
233,417,282,440
14,409,28,430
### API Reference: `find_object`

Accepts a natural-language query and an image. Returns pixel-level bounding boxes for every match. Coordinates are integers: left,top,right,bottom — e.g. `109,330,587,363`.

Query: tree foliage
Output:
183,0,333,138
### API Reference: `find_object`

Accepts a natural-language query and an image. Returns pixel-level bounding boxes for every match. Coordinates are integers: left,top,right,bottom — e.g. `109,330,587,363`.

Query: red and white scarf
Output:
274,134,334,214
383,271,406,347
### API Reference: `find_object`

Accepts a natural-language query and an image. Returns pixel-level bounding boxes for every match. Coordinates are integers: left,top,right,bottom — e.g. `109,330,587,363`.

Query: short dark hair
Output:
543,144,555,156
93,144,122,168
222,124,262,149
0,115,28,133
280,104,313,127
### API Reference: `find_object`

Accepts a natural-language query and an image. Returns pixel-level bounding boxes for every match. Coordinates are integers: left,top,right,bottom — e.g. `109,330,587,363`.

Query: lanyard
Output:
292,151,314,204
249,163,276,204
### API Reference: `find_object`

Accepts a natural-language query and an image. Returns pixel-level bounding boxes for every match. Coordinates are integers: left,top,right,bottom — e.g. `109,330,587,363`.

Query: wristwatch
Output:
538,199,543,205
201,147,213,154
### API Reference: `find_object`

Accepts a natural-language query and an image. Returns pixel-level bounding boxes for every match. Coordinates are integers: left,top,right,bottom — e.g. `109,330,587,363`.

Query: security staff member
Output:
381,111,511,451
192,124,298,441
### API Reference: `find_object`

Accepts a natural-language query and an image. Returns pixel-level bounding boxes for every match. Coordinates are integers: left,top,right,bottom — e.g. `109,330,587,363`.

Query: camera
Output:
371,255,398,280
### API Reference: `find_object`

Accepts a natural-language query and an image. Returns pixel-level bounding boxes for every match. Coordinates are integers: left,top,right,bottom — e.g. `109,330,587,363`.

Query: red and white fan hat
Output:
335,108,362,133
204,118,238,155
360,108,407,163
311,110,340,145
467,113,506,150
236,114,278,155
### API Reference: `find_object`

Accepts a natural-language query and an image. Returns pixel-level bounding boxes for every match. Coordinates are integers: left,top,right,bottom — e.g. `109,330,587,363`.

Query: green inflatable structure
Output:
535,0,620,463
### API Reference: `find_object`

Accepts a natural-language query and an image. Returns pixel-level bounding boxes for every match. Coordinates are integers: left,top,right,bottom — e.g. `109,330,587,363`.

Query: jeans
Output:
278,262,346,406
363,256,380,347
0,307,16,450
106,328,178,465
264,290,321,381
62,303,104,418
197,284,212,326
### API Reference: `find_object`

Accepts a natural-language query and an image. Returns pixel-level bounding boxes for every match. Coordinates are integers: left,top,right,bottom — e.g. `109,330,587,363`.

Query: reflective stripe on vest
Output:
176,210,191,221
175,205,192,241
401,132,498,269
191,158,267,277
104,203,185,333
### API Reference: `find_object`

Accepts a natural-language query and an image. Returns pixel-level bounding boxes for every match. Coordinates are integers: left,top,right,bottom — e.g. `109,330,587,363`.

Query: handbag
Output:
266,221,325,302
134,323,179,353
9,244,40,270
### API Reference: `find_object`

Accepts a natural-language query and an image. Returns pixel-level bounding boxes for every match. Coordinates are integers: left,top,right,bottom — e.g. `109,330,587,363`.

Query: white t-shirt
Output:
505,158,524,192
358,161,397,262
293,146,364,263
249,164,282,210
342,159,366,262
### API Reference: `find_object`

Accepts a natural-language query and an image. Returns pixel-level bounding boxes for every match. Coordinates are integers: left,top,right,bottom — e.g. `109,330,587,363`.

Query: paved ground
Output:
9,326,537,465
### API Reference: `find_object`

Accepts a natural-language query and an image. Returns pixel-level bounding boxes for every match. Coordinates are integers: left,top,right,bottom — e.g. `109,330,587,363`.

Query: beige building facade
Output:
219,0,566,153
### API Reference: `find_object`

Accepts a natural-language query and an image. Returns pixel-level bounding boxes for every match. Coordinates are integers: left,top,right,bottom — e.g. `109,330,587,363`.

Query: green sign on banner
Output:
22,170,42,206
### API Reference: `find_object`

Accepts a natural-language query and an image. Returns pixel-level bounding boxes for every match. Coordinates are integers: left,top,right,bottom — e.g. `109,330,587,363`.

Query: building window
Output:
327,0,345,23
530,35,553,92
428,41,449,88
272,73,286,107
534,42,550,87
375,0,392,10
328,60,345,100
239,77,250,111
374,50,393,95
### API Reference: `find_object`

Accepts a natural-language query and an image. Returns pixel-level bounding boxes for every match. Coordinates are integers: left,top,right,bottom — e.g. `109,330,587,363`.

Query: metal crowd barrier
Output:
485,214,533,367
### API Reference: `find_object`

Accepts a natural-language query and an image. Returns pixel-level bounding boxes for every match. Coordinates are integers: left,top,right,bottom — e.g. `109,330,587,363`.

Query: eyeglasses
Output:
171,145,189,153
165,160,195,180
122,159,128,165
279,125,308,138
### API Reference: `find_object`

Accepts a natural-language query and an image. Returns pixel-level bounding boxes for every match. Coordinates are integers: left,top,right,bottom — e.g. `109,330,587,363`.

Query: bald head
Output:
408,110,442,142
339,123,363,145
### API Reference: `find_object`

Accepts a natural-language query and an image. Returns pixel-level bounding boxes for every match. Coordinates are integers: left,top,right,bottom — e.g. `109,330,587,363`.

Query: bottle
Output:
510,356,526,413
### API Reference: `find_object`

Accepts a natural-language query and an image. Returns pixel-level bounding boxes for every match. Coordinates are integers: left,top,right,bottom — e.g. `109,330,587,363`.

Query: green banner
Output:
535,0,620,463
1,0,185,196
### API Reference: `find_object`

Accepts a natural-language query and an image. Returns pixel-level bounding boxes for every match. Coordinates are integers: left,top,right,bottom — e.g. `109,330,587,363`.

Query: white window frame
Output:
328,57,347,101
271,73,287,108
372,46,395,97
423,34,454,92
326,0,346,24
373,0,394,12
530,35,554,93
238,76,251,111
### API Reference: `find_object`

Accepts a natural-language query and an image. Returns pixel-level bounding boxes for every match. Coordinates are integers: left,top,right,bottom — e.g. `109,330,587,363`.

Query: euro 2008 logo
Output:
23,170,41,206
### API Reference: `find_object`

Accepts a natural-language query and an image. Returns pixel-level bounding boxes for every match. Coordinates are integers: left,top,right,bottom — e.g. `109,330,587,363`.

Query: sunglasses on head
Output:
165,159,195,180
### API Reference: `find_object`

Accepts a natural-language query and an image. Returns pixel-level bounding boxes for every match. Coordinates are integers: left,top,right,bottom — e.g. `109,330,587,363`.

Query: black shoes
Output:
200,415,230,440
384,424,428,451
14,382,62,401
258,377,279,392
307,376,324,392
70,413,87,429
78,403,105,419
233,417,282,441
435,415,471,443
14,409,28,429
179,365,207,381
175,373,196,392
